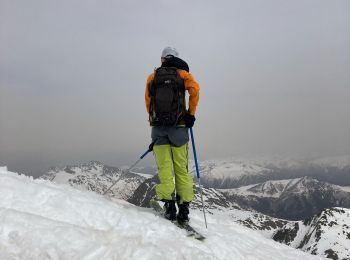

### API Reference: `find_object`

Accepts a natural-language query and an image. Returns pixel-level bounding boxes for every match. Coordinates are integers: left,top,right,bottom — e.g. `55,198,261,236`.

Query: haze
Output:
1,0,349,177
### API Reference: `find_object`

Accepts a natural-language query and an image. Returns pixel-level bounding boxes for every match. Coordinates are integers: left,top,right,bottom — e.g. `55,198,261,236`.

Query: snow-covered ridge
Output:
300,207,350,259
0,167,322,259
41,161,147,200
221,176,344,198
198,154,350,171
222,176,350,198
273,207,350,260
228,206,350,259
191,159,270,179
187,159,272,189
221,178,299,198
186,154,350,189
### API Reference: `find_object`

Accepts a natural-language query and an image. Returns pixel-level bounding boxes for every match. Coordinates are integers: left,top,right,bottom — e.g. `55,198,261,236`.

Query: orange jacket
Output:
145,69,200,116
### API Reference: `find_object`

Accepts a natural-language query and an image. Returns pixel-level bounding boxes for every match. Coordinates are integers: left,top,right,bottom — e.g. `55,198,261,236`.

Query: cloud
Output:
1,0,350,176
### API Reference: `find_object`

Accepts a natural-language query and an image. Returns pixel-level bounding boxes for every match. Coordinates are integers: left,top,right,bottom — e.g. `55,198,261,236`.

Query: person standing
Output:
145,47,200,224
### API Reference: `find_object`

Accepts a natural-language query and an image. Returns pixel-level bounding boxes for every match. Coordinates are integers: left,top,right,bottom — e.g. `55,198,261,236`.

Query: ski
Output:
149,199,206,241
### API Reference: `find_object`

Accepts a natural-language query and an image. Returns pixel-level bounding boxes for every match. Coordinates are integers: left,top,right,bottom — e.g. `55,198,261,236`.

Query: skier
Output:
145,47,200,224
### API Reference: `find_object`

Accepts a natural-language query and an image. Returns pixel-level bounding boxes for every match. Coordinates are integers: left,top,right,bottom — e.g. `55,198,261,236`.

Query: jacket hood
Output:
161,57,190,72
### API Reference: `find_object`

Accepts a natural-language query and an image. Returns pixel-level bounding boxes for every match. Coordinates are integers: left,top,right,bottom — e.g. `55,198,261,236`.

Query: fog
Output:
1,0,349,176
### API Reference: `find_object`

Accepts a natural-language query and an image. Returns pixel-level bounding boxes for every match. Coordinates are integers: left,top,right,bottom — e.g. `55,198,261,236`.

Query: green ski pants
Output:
153,143,193,204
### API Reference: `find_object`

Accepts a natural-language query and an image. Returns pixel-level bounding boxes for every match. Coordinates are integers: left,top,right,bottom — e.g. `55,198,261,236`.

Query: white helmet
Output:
161,47,179,58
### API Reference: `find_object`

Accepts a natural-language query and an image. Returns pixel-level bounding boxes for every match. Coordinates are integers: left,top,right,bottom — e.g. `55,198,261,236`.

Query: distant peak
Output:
87,161,104,167
300,176,315,181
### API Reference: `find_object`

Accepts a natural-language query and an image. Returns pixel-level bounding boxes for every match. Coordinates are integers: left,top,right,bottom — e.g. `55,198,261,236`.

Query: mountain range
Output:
221,176,350,220
185,156,350,188
41,161,149,200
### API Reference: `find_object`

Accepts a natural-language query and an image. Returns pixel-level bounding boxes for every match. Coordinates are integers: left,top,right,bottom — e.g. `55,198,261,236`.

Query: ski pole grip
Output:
190,127,200,179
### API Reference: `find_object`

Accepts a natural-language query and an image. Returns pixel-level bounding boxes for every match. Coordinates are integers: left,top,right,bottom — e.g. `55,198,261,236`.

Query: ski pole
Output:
103,146,152,195
190,127,208,228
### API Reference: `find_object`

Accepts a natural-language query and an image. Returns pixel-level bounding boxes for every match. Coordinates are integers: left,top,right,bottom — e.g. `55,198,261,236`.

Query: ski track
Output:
0,167,324,260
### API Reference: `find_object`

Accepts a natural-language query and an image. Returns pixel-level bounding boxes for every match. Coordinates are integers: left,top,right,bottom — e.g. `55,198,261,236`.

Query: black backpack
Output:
148,67,186,126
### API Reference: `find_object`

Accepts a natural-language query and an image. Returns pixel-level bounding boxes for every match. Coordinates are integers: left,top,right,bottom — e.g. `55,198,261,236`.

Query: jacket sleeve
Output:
145,73,154,114
179,70,200,115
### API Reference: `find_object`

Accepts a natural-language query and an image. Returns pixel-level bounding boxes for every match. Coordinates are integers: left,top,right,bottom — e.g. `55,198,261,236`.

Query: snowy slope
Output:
227,207,350,259
273,208,350,260
299,208,350,259
189,159,272,188
0,166,323,260
227,208,290,238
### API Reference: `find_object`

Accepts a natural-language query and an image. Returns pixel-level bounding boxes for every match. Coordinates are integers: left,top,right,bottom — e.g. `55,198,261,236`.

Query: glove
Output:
184,113,196,128
148,142,155,151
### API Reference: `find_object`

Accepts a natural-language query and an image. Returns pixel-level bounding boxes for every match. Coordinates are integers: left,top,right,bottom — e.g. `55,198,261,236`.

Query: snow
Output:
225,207,350,259
46,164,106,185
226,209,281,238
190,159,269,181
49,170,77,183
220,178,306,198
197,154,350,180
338,186,350,192
288,221,311,248
43,162,146,200
297,208,350,259
0,167,324,260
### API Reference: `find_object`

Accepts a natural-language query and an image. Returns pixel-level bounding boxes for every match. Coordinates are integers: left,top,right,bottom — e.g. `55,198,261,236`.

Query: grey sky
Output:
1,0,350,177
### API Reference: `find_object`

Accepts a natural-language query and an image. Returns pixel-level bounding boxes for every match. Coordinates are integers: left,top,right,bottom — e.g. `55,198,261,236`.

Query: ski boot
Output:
177,202,190,225
163,200,177,221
